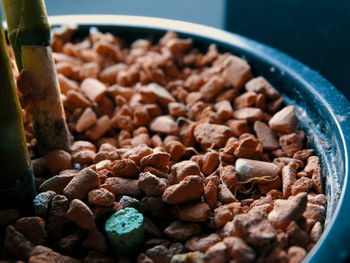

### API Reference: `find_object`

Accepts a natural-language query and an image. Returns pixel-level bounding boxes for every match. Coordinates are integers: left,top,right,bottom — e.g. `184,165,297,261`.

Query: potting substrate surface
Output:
0,29,326,263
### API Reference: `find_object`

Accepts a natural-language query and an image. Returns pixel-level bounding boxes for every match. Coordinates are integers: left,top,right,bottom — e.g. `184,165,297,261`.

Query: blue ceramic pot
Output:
50,15,350,262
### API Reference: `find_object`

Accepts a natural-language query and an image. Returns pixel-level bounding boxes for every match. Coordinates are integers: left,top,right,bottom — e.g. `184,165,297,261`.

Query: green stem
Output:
2,0,71,155
0,14,36,208
2,0,51,70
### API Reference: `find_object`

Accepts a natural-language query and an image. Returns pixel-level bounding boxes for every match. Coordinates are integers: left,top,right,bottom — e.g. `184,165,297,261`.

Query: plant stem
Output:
2,0,51,70
2,0,71,155
0,14,36,208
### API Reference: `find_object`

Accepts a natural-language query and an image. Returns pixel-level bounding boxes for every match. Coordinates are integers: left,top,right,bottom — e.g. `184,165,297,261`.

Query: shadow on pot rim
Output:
47,15,350,263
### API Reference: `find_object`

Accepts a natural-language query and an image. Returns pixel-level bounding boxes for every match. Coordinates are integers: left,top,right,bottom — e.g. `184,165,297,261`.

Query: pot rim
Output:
49,15,350,262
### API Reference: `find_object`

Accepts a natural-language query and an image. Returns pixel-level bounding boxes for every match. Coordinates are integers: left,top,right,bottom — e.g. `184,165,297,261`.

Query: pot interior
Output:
53,20,346,260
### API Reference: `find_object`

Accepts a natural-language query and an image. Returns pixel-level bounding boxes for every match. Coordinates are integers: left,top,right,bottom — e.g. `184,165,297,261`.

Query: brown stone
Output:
29,245,79,263
286,221,310,248
66,199,95,230
109,159,139,177
82,228,108,253
44,150,72,174
123,144,153,164
200,75,226,101
169,160,201,184
282,162,298,198
138,172,168,196
4,225,33,261
233,205,276,246
80,78,106,102
234,91,257,109
233,107,264,122
205,241,228,263
150,115,179,135
185,234,221,252
291,177,313,195
46,195,68,240
194,123,232,149
86,115,111,140
220,165,238,187
101,177,141,196
223,237,255,263
222,55,252,89
177,203,210,222
226,119,249,137
279,133,304,157
162,175,204,204
140,152,171,169
303,203,325,222
88,188,115,206
39,174,74,194
164,221,201,241
288,246,307,263
201,151,220,176
72,149,95,164
214,100,233,119
217,184,236,204
63,168,100,200
14,217,47,245
76,107,97,132
245,76,279,99
268,192,308,229
268,105,297,133
253,121,279,150
71,140,96,153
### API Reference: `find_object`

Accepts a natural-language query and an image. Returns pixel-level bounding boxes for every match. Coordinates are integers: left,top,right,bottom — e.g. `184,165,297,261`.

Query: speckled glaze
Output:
49,15,350,262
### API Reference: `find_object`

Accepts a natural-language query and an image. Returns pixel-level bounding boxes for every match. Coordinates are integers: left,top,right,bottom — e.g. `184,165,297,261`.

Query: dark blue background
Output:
225,0,350,100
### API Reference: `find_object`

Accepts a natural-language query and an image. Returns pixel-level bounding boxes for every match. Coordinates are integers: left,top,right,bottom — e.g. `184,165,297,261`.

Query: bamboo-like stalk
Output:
0,15,36,208
2,0,71,155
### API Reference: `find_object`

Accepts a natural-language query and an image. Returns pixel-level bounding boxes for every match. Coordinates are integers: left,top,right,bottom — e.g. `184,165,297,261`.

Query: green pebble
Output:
105,207,144,256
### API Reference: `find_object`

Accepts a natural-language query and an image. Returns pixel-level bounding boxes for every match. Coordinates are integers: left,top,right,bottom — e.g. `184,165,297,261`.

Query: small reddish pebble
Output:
253,121,279,150
223,237,256,263
109,159,139,177
101,177,142,196
214,100,234,119
194,123,232,149
4,225,33,261
268,192,307,229
177,203,210,222
282,162,298,198
222,55,252,89
66,199,95,230
39,174,74,194
80,78,106,102
162,175,204,204
86,115,111,140
29,245,80,263
44,150,72,174
170,160,201,184
185,234,221,252
164,221,201,241
138,172,168,196
63,167,100,200
150,115,179,135
88,188,115,206
14,217,47,245
140,152,171,169
76,107,97,132
245,76,279,99
269,105,297,133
